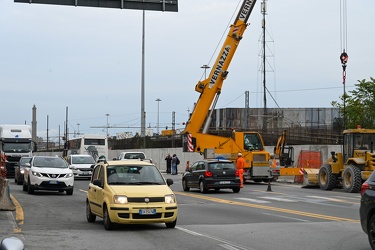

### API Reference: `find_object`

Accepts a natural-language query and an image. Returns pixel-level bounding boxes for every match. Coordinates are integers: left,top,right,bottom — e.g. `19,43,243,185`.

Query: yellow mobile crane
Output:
182,0,271,182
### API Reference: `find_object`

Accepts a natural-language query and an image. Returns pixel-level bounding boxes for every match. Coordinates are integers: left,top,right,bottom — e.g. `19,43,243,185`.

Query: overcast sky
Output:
0,0,374,140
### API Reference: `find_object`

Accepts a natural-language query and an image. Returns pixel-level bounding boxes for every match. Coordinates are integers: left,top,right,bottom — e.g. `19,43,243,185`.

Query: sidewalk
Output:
0,210,17,236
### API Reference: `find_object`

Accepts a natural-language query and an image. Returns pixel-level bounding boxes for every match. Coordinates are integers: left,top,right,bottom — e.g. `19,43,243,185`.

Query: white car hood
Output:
70,164,93,169
31,166,72,174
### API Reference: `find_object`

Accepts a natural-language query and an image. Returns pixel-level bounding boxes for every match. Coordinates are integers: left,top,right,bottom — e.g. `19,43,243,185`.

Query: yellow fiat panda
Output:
86,160,178,230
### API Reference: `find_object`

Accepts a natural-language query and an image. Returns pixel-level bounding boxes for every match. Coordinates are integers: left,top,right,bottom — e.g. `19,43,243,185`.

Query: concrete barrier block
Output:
0,177,16,211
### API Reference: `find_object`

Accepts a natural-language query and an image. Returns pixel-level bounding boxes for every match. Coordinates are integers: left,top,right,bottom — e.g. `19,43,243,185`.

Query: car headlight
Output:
20,169,24,174
66,173,73,178
32,171,42,177
114,195,128,204
165,194,176,204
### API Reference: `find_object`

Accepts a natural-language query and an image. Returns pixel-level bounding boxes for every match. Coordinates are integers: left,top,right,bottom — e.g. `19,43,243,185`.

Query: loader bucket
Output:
302,168,319,187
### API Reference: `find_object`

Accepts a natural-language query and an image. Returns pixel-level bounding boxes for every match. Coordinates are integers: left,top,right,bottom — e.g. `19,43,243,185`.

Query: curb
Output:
0,178,16,211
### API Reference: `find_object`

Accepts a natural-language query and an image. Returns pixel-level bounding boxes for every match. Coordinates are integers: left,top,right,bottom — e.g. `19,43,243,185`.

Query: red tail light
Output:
361,182,369,195
204,171,213,177
235,170,239,177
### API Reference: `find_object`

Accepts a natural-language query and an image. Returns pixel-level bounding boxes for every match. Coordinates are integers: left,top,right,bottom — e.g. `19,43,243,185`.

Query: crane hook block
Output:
340,51,348,66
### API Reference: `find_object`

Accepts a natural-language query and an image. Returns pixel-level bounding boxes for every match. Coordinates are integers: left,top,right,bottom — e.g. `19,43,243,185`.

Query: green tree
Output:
331,77,375,129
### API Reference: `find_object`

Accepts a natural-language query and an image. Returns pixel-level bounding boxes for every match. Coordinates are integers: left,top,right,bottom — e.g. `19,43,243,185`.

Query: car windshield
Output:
33,157,68,168
2,142,31,153
72,156,95,164
20,157,31,165
106,165,165,185
208,162,236,170
124,153,145,160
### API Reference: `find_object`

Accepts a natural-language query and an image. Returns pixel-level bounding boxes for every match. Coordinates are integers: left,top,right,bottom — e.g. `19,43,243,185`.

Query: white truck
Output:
116,151,153,163
0,125,34,178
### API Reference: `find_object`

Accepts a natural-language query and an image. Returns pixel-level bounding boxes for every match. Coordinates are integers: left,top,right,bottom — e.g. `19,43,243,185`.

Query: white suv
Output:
23,156,74,195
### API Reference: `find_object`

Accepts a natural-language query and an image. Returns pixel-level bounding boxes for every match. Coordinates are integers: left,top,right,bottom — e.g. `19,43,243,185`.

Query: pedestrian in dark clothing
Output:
165,153,172,174
171,154,180,175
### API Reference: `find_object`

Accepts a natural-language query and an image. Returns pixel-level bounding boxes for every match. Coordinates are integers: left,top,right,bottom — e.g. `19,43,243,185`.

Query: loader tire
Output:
342,165,362,193
319,164,336,191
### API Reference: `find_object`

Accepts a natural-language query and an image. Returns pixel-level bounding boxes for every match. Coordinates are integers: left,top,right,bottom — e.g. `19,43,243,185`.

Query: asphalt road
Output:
0,174,371,250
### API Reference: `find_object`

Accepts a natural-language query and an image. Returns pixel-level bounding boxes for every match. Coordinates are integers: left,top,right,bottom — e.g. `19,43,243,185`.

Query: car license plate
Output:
49,180,58,184
139,209,156,215
82,172,89,175
220,181,230,184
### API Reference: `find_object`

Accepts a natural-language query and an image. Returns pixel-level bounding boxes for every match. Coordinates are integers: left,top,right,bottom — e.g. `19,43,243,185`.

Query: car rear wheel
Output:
165,219,177,229
232,187,240,193
86,200,96,223
199,181,208,193
103,205,115,230
368,214,375,250
182,179,190,191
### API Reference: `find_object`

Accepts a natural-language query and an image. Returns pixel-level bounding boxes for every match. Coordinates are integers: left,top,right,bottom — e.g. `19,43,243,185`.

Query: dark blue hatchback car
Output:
360,171,375,250
182,159,241,193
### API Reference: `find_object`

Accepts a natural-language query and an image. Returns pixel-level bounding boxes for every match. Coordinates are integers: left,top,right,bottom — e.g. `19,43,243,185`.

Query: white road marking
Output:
176,227,254,250
259,196,297,202
307,196,346,202
235,198,271,203
262,212,311,222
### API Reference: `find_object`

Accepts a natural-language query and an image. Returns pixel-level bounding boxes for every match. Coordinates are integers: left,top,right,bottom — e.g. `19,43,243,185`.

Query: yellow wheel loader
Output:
319,127,375,193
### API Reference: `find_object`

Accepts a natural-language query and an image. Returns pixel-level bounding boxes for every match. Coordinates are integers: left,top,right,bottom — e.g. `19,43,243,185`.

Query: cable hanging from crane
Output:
340,0,348,85
340,0,348,130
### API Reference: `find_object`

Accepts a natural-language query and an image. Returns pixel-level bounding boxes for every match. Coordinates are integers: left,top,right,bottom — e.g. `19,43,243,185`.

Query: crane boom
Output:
184,0,256,134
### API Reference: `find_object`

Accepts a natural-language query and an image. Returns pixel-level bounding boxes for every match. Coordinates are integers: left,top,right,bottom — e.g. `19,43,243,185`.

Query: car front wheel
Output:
165,219,177,229
22,181,28,192
66,188,74,195
103,205,115,230
27,179,34,194
368,214,375,250
182,179,190,191
86,201,96,223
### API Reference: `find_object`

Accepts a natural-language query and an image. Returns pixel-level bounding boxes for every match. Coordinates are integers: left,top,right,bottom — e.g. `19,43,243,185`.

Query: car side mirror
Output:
166,179,174,186
93,179,102,187
0,237,25,250
25,163,31,167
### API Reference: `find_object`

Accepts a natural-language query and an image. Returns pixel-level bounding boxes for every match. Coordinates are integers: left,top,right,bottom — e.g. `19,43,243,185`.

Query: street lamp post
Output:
201,64,210,79
77,123,80,136
156,98,162,134
105,114,110,137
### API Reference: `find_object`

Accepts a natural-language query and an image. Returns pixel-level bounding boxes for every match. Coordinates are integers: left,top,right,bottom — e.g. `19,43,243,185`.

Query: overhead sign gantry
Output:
14,0,178,12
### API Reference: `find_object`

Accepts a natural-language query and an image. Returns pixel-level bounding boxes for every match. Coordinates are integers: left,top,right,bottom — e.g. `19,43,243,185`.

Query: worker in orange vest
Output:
236,152,245,188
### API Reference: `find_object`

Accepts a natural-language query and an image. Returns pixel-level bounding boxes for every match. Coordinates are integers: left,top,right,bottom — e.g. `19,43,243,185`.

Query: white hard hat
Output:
238,153,242,156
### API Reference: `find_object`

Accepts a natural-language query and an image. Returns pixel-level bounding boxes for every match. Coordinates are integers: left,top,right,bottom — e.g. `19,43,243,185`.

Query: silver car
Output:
15,156,32,185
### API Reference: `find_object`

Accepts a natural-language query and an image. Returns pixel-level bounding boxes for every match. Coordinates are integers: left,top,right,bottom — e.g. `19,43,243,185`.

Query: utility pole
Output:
261,0,268,129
